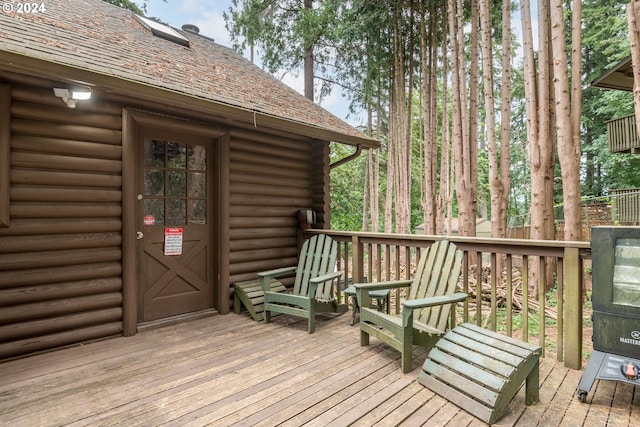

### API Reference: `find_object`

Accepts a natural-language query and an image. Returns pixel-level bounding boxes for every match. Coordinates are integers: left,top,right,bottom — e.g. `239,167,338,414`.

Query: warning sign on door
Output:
164,227,183,256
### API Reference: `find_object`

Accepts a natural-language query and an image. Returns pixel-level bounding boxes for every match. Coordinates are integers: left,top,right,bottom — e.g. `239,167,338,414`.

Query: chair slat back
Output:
408,240,463,331
293,234,338,299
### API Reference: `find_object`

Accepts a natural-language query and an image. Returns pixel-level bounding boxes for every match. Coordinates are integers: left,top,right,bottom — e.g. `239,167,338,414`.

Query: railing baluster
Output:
539,255,546,357
376,244,382,282
463,251,469,323
385,244,391,281
367,243,373,283
506,254,513,337
522,255,529,342
395,245,401,280
476,251,482,327
557,257,564,363
490,252,497,331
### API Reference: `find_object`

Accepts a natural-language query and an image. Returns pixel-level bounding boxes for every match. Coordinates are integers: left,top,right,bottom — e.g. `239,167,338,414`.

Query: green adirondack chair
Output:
259,234,348,333
356,240,467,373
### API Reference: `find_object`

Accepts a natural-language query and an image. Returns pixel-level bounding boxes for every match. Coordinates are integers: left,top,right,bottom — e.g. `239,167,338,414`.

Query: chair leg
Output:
360,329,369,346
350,295,358,326
401,342,413,373
525,359,540,405
308,315,315,333
264,307,271,324
401,325,413,373
308,304,316,333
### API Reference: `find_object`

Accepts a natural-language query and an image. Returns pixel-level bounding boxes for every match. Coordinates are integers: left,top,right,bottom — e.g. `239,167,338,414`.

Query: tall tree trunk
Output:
448,0,464,236
529,0,554,243
627,1,640,140
363,103,373,231
522,0,538,159
467,0,479,238
384,67,395,234
421,3,437,235
522,0,555,298
373,80,382,234
303,0,314,100
449,0,477,240
438,8,450,235
551,0,582,242
499,0,512,239
390,8,410,235
403,3,415,234
479,0,500,237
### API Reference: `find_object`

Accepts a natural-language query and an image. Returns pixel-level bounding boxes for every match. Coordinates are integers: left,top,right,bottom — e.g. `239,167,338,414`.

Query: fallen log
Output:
465,264,557,320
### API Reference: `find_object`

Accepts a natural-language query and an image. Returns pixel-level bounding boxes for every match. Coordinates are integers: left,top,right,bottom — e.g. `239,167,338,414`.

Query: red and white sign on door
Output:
164,227,183,256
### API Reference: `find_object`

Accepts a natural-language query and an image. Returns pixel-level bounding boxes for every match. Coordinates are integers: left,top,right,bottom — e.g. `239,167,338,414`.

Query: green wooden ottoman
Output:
233,278,285,321
418,322,541,425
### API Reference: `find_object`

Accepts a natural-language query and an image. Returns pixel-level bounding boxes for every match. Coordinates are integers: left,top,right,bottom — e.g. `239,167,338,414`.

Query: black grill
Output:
578,227,640,402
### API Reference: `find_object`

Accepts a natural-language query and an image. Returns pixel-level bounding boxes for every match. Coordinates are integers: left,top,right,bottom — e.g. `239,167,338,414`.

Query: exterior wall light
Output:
53,87,92,108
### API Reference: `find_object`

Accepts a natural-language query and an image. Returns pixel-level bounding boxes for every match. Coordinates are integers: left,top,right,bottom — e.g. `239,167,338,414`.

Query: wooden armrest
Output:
309,270,343,284
403,293,467,310
258,266,297,279
356,280,411,309
354,279,412,291
307,271,342,299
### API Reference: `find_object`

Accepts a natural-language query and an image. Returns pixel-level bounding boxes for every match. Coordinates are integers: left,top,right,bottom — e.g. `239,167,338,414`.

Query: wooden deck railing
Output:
607,114,640,153
305,230,592,370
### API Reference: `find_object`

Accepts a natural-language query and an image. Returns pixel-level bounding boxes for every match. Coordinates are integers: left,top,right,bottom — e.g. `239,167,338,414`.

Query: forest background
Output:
112,0,640,241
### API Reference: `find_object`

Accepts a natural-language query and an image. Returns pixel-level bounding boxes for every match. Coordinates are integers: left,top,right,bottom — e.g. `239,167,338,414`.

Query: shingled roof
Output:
0,0,378,148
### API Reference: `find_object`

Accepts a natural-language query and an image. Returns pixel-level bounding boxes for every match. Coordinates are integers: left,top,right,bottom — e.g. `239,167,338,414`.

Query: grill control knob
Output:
623,363,638,380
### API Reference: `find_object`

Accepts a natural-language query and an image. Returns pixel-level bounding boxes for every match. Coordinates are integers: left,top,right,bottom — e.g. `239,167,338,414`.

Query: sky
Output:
144,0,360,126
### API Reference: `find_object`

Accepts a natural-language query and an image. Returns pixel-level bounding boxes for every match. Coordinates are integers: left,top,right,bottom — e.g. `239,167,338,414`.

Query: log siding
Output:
227,129,317,288
0,85,10,227
0,83,124,359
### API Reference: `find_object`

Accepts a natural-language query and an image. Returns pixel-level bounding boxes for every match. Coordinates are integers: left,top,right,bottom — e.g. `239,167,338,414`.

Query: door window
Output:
143,139,207,226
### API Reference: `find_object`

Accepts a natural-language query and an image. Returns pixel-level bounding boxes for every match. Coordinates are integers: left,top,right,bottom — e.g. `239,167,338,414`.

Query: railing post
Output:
564,247,583,369
352,235,364,283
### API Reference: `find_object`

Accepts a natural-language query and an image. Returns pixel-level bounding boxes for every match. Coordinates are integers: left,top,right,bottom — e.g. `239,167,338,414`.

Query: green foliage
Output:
225,0,339,82
329,143,368,231
101,0,145,14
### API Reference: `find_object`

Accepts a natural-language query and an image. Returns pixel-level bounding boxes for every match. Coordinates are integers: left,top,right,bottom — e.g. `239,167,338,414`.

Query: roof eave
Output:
0,50,379,149
591,56,634,91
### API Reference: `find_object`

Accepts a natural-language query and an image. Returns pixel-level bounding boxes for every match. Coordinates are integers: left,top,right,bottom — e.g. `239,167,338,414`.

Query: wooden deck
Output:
0,312,637,426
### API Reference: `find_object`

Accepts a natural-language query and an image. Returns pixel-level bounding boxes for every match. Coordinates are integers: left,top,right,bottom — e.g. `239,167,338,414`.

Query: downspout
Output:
329,144,363,169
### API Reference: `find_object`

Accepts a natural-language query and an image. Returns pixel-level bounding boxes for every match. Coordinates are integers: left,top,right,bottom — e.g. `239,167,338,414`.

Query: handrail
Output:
305,229,592,370
607,114,639,153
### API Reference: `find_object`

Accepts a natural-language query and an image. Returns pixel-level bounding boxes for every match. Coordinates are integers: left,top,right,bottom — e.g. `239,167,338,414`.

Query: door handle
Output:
136,231,144,240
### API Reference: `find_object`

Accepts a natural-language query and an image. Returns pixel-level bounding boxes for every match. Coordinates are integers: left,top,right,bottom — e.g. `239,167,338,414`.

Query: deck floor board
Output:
0,313,636,426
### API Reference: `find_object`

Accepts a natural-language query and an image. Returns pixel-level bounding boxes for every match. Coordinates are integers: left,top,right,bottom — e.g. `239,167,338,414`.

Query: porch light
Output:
53,87,92,108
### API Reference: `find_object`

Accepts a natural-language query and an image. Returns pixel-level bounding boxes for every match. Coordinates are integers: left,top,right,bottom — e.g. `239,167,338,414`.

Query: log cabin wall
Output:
227,128,318,291
0,82,124,360
311,139,331,228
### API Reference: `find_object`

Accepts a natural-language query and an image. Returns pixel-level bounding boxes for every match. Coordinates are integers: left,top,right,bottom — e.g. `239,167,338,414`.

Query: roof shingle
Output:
0,0,377,147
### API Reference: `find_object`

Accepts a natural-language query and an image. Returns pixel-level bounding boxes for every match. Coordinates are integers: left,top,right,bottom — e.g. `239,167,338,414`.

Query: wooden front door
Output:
137,127,215,322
